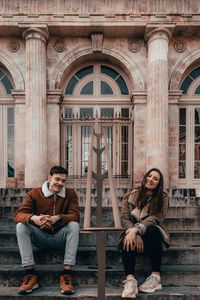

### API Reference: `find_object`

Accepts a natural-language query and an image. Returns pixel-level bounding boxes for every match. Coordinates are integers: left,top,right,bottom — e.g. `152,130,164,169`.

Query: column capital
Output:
145,26,173,44
131,90,147,105
11,90,25,104
22,27,49,44
47,90,64,104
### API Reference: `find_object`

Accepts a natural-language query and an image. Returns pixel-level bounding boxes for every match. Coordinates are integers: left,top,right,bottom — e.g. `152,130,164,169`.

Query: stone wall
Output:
0,0,199,15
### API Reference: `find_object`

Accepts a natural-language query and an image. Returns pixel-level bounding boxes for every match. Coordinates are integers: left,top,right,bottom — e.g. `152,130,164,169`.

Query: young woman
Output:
118,168,170,298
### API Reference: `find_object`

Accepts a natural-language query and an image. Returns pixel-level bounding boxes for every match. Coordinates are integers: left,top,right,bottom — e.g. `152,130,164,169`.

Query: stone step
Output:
166,207,200,218
1,197,200,212
163,218,200,230
0,187,197,196
1,213,199,230
0,264,199,287
0,286,200,300
169,230,200,247
1,228,200,248
0,246,199,266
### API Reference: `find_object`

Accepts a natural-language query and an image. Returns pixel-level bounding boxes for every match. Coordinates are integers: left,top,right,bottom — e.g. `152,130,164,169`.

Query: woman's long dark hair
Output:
136,168,164,216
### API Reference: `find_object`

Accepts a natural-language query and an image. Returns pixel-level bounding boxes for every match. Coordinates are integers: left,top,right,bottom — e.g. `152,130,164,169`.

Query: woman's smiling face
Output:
145,170,160,191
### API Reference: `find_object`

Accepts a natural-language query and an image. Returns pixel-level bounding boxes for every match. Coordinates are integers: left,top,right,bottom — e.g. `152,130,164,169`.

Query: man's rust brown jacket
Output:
14,184,80,233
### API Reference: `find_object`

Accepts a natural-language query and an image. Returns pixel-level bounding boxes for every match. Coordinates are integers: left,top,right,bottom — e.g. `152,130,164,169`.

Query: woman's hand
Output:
123,228,138,251
135,234,144,253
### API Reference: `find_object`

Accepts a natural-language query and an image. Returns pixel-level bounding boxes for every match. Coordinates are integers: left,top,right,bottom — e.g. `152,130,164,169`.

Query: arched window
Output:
65,65,129,96
0,67,14,187
179,67,200,186
61,63,132,180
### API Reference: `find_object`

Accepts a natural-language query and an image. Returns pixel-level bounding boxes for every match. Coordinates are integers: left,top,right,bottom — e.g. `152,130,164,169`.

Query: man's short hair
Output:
49,166,68,176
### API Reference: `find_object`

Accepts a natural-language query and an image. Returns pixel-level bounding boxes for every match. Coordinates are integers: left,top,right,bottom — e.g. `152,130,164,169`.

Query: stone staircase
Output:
0,188,200,299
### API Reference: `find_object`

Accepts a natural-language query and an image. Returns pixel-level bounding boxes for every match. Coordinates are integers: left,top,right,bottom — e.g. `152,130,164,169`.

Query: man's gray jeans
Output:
16,221,80,267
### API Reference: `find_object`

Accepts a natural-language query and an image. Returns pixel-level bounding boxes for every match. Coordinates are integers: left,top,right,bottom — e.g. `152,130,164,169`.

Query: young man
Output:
14,166,80,295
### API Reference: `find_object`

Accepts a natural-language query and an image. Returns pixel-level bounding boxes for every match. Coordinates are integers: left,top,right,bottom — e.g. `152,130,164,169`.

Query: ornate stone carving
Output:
91,33,103,53
8,40,20,52
174,40,186,53
128,39,141,53
54,39,65,52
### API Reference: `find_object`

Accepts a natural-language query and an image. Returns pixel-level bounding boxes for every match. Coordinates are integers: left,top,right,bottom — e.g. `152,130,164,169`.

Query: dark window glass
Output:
101,81,113,94
1,75,13,94
7,108,14,177
195,127,200,143
190,67,200,80
194,144,200,160
65,108,72,118
101,126,113,171
121,162,128,176
8,107,14,124
101,108,114,118
0,70,5,79
65,125,72,176
180,76,193,94
194,162,200,178
80,81,93,95
121,108,129,118
116,76,129,95
179,144,186,160
7,143,14,160
75,66,93,79
121,126,128,143
179,108,186,179
179,162,186,179
179,108,186,125
195,108,200,124
8,126,14,141
80,108,93,118
194,85,200,94
101,65,119,79
8,162,14,177
65,76,78,94
179,126,186,143
81,126,92,176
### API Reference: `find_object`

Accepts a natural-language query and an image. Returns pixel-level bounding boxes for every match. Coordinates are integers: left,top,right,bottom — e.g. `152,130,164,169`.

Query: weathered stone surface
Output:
0,286,199,300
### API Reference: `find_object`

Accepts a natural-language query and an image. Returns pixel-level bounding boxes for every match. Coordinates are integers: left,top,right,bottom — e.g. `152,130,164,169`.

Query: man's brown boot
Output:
60,274,75,295
18,274,39,295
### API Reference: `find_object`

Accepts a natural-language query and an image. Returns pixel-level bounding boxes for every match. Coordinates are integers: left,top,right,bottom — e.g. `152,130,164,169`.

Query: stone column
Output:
145,27,172,187
12,90,25,187
132,91,147,187
23,27,49,187
47,90,63,172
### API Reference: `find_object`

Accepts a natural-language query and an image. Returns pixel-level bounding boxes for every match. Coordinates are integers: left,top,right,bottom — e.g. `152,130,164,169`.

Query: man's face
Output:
48,173,67,194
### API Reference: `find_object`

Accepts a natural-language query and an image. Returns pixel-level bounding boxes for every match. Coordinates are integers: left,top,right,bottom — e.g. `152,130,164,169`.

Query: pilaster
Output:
23,27,49,187
131,91,147,187
168,90,182,187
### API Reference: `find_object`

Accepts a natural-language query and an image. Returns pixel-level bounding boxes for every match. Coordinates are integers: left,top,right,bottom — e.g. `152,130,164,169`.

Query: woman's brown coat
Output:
119,189,170,248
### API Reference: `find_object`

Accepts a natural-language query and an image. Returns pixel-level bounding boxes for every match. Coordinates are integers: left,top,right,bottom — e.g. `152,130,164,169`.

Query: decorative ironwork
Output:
83,124,122,300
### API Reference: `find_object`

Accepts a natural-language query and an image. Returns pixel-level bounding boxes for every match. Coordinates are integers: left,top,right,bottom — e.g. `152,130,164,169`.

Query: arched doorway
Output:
61,62,133,183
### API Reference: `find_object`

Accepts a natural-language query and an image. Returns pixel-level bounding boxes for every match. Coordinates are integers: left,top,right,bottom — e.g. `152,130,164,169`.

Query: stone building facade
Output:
0,0,200,192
